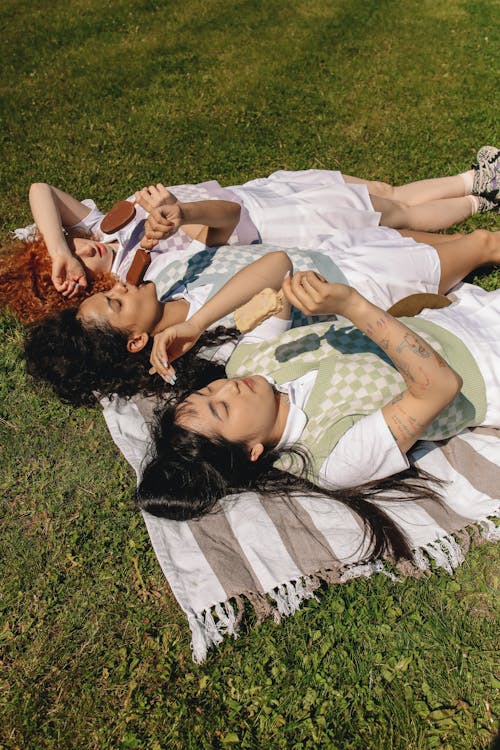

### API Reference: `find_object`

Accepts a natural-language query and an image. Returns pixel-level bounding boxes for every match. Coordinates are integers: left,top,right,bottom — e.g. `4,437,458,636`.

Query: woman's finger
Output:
299,274,325,305
282,275,314,313
150,335,176,377
135,190,153,213
289,273,317,309
140,238,158,251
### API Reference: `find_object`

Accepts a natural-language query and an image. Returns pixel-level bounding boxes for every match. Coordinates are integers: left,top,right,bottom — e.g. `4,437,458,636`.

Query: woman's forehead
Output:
77,293,107,322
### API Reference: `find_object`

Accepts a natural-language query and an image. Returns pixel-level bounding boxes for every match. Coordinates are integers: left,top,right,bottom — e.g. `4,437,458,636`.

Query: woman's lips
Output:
241,377,255,392
96,243,106,257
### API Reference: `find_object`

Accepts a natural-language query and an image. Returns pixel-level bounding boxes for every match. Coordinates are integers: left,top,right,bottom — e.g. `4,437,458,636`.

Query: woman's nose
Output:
220,379,238,395
75,245,92,258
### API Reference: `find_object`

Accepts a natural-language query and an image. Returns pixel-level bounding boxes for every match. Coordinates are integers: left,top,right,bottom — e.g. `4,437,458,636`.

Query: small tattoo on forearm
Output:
395,333,430,358
392,413,417,439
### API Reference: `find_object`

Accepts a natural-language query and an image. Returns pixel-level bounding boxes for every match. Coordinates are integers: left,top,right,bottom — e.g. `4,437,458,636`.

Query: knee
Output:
368,180,395,199
378,199,412,229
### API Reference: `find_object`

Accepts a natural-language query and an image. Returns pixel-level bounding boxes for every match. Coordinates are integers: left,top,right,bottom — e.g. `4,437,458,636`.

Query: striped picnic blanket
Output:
103,396,500,663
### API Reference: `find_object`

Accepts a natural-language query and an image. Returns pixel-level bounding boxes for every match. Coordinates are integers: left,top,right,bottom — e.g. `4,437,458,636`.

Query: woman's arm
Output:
282,272,462,454
149,251,292,378
135,184,241,248
29,183,92,296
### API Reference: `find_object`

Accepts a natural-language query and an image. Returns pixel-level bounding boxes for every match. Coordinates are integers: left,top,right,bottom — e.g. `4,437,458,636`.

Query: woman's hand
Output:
135,184,181,250
134,183,178,212
282,271,354,315
149,319,203,380
141,204,183,250
51,253,88,298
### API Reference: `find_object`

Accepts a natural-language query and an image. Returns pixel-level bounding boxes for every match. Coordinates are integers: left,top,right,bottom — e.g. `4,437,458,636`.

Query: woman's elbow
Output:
440,369,463,407
274,251,292,274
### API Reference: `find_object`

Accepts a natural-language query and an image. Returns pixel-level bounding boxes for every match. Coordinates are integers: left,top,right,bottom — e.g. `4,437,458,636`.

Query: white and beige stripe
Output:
104,397,500,662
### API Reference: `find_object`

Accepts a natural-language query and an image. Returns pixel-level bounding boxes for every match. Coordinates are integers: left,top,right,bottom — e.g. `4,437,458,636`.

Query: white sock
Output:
467,194,480,214
459,170,474,195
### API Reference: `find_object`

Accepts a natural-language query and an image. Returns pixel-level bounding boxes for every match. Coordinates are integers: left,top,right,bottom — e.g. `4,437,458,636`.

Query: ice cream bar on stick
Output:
234,288,285,333
126,248,151,286
387,292,451,318
100,200,136,234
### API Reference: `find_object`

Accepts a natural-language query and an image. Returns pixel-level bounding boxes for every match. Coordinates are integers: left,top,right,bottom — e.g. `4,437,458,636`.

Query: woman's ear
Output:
248,443,265,462
126,332,149,353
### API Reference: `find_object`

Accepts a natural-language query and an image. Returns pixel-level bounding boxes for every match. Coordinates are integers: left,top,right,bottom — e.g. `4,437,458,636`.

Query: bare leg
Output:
343,173,470,203
369,194,474,231
431,230,500,293
398,229,463,244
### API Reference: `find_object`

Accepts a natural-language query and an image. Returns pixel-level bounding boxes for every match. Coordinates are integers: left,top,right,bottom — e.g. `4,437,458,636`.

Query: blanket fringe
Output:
188,517,499,662
188,599,240,664
267,578,317,617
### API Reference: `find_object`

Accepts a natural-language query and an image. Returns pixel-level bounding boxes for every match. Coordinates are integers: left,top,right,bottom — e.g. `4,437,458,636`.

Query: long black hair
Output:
138,399,444,561
24,308,239,406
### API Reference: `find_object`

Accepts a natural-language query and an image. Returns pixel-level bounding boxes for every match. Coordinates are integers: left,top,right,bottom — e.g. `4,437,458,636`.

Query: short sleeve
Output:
239,315,292,344
70,199,107,237
318,410,410,489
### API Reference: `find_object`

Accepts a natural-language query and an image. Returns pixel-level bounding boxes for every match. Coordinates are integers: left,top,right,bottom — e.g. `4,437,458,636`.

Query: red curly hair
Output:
0,235,115,324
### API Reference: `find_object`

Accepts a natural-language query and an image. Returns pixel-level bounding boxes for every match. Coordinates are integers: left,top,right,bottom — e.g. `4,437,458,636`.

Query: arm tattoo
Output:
390,393,404,405
395,333,430,358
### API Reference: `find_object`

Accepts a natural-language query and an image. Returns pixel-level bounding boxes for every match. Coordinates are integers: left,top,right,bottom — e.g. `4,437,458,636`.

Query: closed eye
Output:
105,296,121,312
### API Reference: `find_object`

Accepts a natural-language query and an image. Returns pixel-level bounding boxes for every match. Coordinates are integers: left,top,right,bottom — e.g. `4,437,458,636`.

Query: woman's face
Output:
77,280,163,337
176,376,287,460
67,237,115,278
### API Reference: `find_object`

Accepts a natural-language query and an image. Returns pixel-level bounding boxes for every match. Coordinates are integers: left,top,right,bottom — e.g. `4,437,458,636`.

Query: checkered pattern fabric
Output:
123,182,256,262
227,319,484,474
153,244,348,328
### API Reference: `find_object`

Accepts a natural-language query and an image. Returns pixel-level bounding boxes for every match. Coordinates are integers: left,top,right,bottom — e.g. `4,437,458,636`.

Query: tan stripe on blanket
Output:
413,497,472,532
439,432,500,498
467,426,500,439
260,496,341,573
187,502,265,596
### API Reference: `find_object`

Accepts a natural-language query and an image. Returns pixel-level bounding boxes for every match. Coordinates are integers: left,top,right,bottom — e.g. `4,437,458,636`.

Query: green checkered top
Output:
227,317,487,474
153,243,348,329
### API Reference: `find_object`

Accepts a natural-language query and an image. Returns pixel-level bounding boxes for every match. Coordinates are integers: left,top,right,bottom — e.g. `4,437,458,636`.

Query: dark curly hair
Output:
137,399,444,562
24,308,238,407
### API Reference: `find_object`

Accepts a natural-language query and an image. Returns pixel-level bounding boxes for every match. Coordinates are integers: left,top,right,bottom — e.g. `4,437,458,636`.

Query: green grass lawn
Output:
1,0,499,747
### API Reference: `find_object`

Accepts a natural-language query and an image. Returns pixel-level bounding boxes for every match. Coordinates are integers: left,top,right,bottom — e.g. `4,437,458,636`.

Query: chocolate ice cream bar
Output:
100,200,136,234
126,248,151,285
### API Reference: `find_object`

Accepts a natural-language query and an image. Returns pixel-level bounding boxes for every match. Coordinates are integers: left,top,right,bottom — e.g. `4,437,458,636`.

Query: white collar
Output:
267,371,317,450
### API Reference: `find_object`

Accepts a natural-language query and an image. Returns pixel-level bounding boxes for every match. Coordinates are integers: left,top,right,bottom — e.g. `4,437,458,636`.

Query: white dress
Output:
230,169,381,244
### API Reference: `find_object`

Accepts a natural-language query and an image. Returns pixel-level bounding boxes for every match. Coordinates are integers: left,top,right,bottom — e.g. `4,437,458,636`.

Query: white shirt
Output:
239,320,409,489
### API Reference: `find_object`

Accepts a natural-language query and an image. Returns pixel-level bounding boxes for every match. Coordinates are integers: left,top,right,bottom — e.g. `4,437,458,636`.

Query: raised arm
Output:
135,184,241,249
282,272,462,454
29,182,92,296
150,251,292,378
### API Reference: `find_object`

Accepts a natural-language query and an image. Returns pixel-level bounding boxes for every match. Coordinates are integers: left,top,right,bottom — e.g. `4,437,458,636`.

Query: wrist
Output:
188,309,211,335
49,240,72,258
335,287,365,318
176,202,187,225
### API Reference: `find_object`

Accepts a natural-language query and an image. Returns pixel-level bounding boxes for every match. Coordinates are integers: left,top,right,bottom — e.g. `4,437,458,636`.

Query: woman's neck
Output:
269,389,291,447
151,298,190,335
